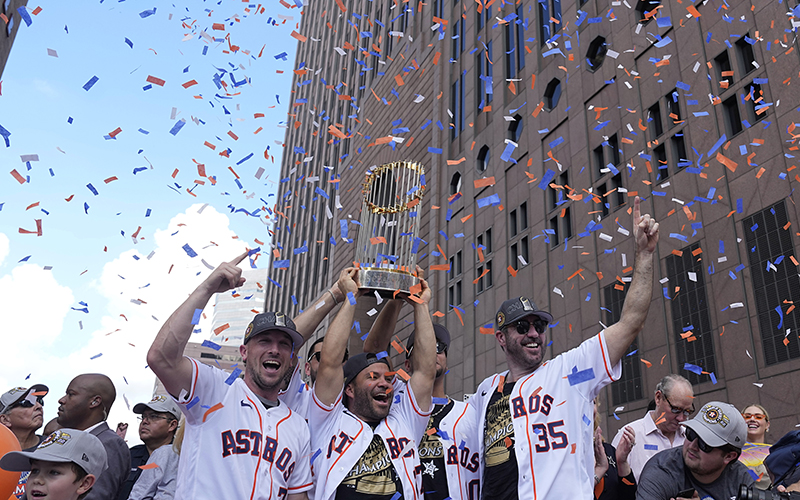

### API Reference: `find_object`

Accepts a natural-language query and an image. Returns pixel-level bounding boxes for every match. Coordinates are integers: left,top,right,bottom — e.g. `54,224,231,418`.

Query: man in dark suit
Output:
56,373,131,500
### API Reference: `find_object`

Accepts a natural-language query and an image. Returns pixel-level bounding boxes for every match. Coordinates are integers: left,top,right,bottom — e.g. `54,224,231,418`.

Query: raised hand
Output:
336,267,362,301
201,249,248,295
616,426,636,463
633,196,659,254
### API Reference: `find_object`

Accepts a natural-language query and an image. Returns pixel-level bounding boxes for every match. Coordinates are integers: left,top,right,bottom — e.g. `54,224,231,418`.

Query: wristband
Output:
327,289,340,305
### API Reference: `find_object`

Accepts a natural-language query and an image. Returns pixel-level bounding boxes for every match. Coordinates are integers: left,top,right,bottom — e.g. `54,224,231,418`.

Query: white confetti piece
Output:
553,287,564,298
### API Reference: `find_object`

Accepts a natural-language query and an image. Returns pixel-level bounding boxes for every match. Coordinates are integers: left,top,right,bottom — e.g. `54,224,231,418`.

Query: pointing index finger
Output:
230,248,250,266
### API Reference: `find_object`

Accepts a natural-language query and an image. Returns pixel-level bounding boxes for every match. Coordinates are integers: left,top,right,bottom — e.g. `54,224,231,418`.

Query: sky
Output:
0,0,301,444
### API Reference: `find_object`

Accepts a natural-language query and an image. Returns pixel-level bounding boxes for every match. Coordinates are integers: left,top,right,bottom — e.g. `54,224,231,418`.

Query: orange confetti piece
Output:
213,323,230,335
108,127,122,138
447,157,466,165
146,75,165,87
370,236,388,245
396,368,410,381
474,177,496,188
641,359,652,368
433,52,441,65
212,23,225,31
104,176,118,184
10,169,26,184
479,326,495,335
139,463,159,470
182,80,198,88
394,74,405,86
203,403,223,422
507,265,518,277
453,308,464,326
430,264,451,271
290,30,308,42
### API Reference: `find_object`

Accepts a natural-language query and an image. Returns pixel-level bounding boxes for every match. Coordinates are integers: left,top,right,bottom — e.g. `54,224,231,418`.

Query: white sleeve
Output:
561,332,622,400
170,358,230,425
279,362,307,409
394,382,432,443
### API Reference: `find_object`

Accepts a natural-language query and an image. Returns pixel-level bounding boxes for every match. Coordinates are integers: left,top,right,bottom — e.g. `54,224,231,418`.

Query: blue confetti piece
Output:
315,186,329,199
169,119,186,136
567,366,595,386
644,444,658,451
182,244,198,258
18,255,31,263
83,76,99,91
310,449,322,465
476,193,501,208
273,259,290,269
225,367,243,385
133,167,148,174
347,292,356,305
775,306,784,330
86,183,99,196
191,309,203,325
428,147,443,154
538,169,556,190
432,397,448,405
185,396,200,410
202,340,222,351
90,353,103,360
613,413,620,420
139,8,157,18
654,36,672,48
391,492,402,500
710,372,718,384
376,351,388,359
582,414,591,426
125,37,133,48
16,6,32,27
707,134,727,159
83,202,90,214
683,363,703,375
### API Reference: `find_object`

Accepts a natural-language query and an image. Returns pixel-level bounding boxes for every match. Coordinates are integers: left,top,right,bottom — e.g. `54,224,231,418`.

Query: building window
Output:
509,209,518,238
449,250,463,280
666,88,681,129
509,202,529,269
452,18,464,60
722,95,743,137
743,200,800,365
653,143,668,180
477,146,490,172
478,1,491,30
735,34,757,76
548,171,569,211
548,215,560,248
671,133,688,171
586,36,607,72
547,172,571,247
745,81,767,123
544,78,562,111
593,138,627,217
665,242,717,385
476,41,493,111
505,6,525,79
433,0,444,19
605,282,644,405
450,75,464,140
714,49,733,86
448,280,462,308
635,0,661,22
648,102,663,140
539,0,561,46
608,134,621,167
509,114,524,142
476,229,493,294
450,172,462,196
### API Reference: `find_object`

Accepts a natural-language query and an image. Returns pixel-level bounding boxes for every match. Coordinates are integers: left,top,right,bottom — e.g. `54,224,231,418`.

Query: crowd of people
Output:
1,202,798,500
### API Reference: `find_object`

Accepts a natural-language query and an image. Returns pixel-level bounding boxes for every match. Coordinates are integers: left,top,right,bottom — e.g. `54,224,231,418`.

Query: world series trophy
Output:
355,160,427,296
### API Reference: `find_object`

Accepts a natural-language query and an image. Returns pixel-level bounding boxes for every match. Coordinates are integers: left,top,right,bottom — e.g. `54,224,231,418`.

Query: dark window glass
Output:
605,282,644,405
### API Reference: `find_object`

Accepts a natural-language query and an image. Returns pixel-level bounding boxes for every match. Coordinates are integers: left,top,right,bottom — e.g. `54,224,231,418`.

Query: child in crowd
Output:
0,428,107,500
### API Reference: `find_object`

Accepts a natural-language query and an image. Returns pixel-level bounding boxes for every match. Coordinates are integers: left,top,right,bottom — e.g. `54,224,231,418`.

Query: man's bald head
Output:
57,373,117,429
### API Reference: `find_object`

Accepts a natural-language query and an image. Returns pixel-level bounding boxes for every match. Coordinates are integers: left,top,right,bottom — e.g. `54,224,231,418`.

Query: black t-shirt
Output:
482,382,518,500
418,398,455,500
336,433,404,500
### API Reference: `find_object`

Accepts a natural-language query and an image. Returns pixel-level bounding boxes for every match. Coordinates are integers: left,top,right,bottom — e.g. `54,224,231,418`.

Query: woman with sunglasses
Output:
739,404,772,490
0,384,48,500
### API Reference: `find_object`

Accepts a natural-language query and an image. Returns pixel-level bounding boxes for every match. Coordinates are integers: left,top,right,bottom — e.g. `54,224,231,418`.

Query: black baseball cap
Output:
405,324,450,357
495,296,553,330
343,352,391,385
243,312,303,348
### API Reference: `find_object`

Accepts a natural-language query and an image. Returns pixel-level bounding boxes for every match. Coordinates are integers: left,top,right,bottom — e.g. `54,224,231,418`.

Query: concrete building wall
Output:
269,0,800,440
0,0,29,79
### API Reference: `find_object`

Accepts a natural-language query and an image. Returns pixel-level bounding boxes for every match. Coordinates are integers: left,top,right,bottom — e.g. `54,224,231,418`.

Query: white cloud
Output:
0,205,250,445
0,233,9,267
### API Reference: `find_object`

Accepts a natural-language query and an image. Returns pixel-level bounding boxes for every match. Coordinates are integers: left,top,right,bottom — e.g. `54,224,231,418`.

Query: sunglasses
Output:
308,351,321,363
9,397,45,410
664,394,694,418
505,318,548,335
742,413,767,421
685,427,714,454
406,341,449,358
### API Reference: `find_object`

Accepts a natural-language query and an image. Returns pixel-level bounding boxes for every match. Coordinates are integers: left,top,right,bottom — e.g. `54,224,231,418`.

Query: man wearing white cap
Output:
0,428,108,500
117,395,182,500
0,384,49,499
636,401,755,499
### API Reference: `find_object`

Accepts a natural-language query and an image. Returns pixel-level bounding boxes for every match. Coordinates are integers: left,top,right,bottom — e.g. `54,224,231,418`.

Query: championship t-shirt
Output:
336,433,404,499
481,382,517,500
418,399,454,500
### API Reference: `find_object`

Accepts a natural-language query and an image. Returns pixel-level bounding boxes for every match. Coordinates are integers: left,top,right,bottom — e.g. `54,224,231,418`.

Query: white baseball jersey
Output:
173,358,313,499
469,332,621,500
279,362,311,419
308,381,431,500
417,397,481,500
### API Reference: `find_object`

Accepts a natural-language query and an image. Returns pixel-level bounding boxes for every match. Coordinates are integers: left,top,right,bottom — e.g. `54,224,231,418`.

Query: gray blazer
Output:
87,422,131,500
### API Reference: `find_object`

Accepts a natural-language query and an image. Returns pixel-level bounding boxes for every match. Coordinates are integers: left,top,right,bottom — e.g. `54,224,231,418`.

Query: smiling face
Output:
742,405,769,443
26,460,95,500
240,330,295,399
345,362,395,424
496,315,548,374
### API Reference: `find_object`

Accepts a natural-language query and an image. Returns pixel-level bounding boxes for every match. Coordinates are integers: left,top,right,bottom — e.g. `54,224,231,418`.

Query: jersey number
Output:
530,420,568,453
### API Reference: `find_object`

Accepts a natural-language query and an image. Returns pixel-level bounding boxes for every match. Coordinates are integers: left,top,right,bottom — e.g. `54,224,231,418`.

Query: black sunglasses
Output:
10,397,44,410
685,427,713,453
308,351,321,363
406,341,448,358
505,318,548,335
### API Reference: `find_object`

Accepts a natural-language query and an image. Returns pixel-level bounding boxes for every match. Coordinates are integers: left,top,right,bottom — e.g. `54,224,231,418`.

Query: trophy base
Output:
358,269,419,298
